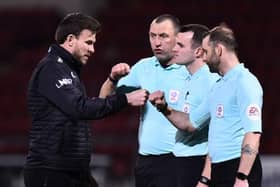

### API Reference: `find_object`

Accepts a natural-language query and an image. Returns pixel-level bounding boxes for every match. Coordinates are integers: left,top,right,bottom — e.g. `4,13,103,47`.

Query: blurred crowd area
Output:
0,0,279,186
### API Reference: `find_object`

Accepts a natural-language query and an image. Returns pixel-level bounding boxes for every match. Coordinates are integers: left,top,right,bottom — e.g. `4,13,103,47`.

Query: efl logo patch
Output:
216,104,224,118
246,104,261,120
169,89,180,103
182,103,190,113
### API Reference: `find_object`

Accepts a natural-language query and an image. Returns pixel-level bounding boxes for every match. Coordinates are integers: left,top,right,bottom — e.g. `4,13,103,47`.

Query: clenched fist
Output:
126,89,149,106
110,63,130,81
149,90,167,111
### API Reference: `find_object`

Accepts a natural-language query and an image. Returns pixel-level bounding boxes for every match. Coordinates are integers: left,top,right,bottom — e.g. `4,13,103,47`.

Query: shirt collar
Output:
190,64,210,80
221,63,244,81
153,56,182,70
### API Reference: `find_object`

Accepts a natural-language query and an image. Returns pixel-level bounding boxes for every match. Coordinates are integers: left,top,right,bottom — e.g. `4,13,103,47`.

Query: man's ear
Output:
66,34,76,47
215,44,223,57
195,47,204,58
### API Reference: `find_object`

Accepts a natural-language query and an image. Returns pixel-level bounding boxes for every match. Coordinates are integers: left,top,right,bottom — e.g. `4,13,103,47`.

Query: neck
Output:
219,52,240,76
60,43,73,54
186,59,205,75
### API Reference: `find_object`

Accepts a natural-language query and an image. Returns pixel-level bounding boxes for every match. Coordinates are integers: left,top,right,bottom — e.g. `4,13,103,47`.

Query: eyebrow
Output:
150,32,169,36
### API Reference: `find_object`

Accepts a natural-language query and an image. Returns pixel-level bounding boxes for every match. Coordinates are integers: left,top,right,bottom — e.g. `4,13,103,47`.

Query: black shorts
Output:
135,153,206,187
175,155,206,187
134,153,176,187
211,155,262,187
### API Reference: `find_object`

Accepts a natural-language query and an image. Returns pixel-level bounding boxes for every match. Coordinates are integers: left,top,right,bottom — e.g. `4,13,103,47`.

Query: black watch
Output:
236,172,248,180
199,176,211,186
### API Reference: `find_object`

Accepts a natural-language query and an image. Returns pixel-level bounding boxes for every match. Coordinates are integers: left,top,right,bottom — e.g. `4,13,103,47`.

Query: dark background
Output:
0,0,278,183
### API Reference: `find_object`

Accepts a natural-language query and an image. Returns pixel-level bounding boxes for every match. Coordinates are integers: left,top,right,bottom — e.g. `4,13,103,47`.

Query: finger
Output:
148,95,155,102
143,89,150,96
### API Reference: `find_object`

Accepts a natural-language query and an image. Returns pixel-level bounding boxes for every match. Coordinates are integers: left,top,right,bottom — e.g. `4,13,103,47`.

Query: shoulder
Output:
37,54,70,79
239,68,261,86
237,68,263,94
134,56,156,66
130,56,157,71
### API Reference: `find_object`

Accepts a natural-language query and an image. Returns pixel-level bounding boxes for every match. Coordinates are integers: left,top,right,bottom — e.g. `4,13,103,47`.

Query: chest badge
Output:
216,104,224,118
183,103,190,113
169,89,180,104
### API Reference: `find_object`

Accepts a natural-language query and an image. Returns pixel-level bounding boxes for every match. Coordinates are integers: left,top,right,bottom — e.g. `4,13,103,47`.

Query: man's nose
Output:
172,45,179,53
89,45,95,54
154,37,161,46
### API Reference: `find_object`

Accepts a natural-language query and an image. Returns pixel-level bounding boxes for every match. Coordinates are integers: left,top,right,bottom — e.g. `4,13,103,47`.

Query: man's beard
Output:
207,57,221,74
208,63,219,73
207,54,220,74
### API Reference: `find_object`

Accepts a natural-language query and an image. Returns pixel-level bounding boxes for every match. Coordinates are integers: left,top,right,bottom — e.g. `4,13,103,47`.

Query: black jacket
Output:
25,44,128,171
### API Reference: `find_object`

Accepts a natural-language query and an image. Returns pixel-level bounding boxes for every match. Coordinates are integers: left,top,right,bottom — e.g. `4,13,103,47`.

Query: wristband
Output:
236,172,248,180
108,75,118,85
199,176,211,186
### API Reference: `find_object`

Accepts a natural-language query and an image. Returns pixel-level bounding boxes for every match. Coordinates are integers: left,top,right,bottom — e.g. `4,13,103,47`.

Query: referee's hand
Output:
149,90,166,110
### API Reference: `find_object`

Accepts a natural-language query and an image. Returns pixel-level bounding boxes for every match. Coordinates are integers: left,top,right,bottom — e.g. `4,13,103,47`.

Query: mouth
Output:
154,49,163,54
84,55,91,59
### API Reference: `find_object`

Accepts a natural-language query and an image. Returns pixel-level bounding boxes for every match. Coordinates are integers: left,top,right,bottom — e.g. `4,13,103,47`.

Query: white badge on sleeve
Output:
246,104,261,120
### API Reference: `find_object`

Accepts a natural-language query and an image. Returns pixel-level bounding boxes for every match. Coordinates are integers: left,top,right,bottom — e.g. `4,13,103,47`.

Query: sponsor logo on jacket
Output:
56,78,72,88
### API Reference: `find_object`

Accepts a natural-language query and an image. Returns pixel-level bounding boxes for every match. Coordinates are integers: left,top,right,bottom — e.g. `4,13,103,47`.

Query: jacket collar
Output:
48,44,82,76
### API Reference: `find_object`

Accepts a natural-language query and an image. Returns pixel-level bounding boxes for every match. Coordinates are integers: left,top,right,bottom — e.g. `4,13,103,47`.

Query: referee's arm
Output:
237,132,261,176
236,77,263,180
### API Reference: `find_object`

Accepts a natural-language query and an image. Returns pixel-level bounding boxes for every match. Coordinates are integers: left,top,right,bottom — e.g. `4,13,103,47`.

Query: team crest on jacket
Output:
169,89,180,103
246,104,261,120
216,104,224,118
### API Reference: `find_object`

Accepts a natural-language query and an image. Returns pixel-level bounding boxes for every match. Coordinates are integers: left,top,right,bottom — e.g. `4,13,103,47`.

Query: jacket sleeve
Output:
38,62,128,120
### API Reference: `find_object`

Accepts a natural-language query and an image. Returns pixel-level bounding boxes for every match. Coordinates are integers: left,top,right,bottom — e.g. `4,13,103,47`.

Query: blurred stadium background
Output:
0,0,279,186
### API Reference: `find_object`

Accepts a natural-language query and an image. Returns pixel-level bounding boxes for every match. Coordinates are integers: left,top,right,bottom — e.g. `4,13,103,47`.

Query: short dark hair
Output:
55,12,101,44
153,14,181,33
205,24,238,52
180,24,209,49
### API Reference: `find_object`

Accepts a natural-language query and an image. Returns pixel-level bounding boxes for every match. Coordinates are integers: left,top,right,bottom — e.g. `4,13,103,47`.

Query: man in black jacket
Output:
24,12,149,187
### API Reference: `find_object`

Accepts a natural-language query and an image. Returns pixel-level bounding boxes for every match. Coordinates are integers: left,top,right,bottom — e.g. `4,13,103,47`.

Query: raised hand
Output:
126,89,149,106
110,63,130,81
